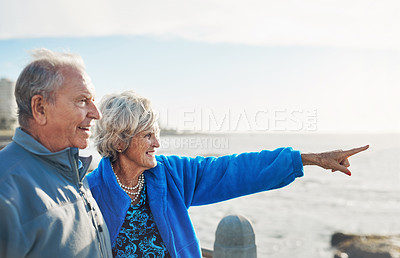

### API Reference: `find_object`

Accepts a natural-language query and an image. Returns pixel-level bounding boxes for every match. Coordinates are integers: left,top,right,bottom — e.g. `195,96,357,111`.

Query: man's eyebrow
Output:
77,93,94,99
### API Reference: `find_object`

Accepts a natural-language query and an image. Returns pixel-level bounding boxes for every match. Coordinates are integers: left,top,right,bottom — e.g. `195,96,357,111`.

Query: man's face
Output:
43,67,101,152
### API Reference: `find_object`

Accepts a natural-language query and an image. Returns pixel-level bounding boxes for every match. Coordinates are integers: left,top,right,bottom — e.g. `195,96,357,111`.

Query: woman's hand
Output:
301,145,369,176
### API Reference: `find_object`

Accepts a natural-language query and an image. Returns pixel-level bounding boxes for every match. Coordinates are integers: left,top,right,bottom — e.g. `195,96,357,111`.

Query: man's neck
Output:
22,124,60,152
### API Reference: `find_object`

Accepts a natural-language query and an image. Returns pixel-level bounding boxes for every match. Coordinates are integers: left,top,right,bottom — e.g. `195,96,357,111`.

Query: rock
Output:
331,232,400,258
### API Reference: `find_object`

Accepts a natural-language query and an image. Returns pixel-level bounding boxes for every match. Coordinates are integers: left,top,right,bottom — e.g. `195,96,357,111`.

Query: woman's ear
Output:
31,95,48,126
116,141,125,153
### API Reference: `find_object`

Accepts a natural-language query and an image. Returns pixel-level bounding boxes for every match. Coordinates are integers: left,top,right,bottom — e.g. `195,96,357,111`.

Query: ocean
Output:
81,132,400,257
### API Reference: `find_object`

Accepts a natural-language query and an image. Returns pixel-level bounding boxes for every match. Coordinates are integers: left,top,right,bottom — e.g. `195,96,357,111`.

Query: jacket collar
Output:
13,127,91,181
98,157,132,215
98,157,167,211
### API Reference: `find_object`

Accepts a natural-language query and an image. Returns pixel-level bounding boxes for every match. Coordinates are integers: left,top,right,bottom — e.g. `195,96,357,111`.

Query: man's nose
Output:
88,101,101,120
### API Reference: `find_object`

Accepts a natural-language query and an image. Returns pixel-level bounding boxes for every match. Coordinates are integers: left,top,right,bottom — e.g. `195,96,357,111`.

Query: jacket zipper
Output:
70,150,106,258
80,189,105,258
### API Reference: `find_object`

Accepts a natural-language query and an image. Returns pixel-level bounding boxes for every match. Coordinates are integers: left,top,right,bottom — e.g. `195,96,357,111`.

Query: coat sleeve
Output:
158,147,304,207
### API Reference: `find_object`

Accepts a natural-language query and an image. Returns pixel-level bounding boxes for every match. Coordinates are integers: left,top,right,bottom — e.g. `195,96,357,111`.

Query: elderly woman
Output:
87,90,368,258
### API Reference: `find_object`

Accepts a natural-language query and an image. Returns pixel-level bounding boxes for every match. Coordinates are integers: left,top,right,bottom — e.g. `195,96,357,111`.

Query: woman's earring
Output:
117,149,122,153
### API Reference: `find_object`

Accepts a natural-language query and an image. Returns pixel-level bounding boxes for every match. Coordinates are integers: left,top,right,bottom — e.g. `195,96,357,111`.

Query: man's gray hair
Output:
95,90,158,161
15,48,87,129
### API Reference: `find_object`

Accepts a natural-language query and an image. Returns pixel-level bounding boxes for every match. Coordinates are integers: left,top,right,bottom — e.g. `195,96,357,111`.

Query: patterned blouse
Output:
112,182,171,258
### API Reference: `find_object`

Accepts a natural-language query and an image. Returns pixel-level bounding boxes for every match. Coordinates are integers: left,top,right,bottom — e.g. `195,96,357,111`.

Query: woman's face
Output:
120,125,160,173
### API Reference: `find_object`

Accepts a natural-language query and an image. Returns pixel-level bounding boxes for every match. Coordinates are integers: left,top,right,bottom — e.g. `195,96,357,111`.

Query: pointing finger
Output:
343,145,369,157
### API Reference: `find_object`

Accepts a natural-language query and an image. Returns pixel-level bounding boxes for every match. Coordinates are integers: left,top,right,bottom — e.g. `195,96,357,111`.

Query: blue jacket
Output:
86,147,304,258
0,128,112,258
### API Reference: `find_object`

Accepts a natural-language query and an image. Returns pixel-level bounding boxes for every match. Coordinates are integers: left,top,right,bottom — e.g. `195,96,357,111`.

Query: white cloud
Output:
1,0,400,49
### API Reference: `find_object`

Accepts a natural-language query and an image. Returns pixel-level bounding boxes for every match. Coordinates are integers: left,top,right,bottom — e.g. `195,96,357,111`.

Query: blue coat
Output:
86,147,304,258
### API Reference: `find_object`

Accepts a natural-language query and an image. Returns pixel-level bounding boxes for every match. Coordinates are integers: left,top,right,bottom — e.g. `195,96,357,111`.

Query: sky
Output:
1,0,400,133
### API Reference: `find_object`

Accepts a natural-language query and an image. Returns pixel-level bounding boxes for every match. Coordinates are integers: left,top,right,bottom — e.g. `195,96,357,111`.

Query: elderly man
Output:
0,49,112,257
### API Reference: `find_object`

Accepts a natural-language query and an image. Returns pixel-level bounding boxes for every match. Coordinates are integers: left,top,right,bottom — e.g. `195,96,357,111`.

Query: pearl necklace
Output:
111,163,144,203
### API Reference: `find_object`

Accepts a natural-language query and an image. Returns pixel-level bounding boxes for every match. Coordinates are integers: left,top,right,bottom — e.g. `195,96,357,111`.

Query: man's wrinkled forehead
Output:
61,66,96,96
83,72,96,97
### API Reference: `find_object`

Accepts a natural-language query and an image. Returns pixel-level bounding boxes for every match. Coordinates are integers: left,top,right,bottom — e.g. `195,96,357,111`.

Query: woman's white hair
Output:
95,90,158,161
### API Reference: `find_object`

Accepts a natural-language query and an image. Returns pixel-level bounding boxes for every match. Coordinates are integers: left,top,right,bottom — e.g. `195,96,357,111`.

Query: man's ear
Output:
31,95,48,126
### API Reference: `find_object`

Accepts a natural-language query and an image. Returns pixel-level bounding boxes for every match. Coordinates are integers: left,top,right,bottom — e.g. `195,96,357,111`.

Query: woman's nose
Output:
153,135,161,148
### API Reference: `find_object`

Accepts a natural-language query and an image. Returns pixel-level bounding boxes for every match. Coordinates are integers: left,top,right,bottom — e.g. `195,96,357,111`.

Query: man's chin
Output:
75,139,90,150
